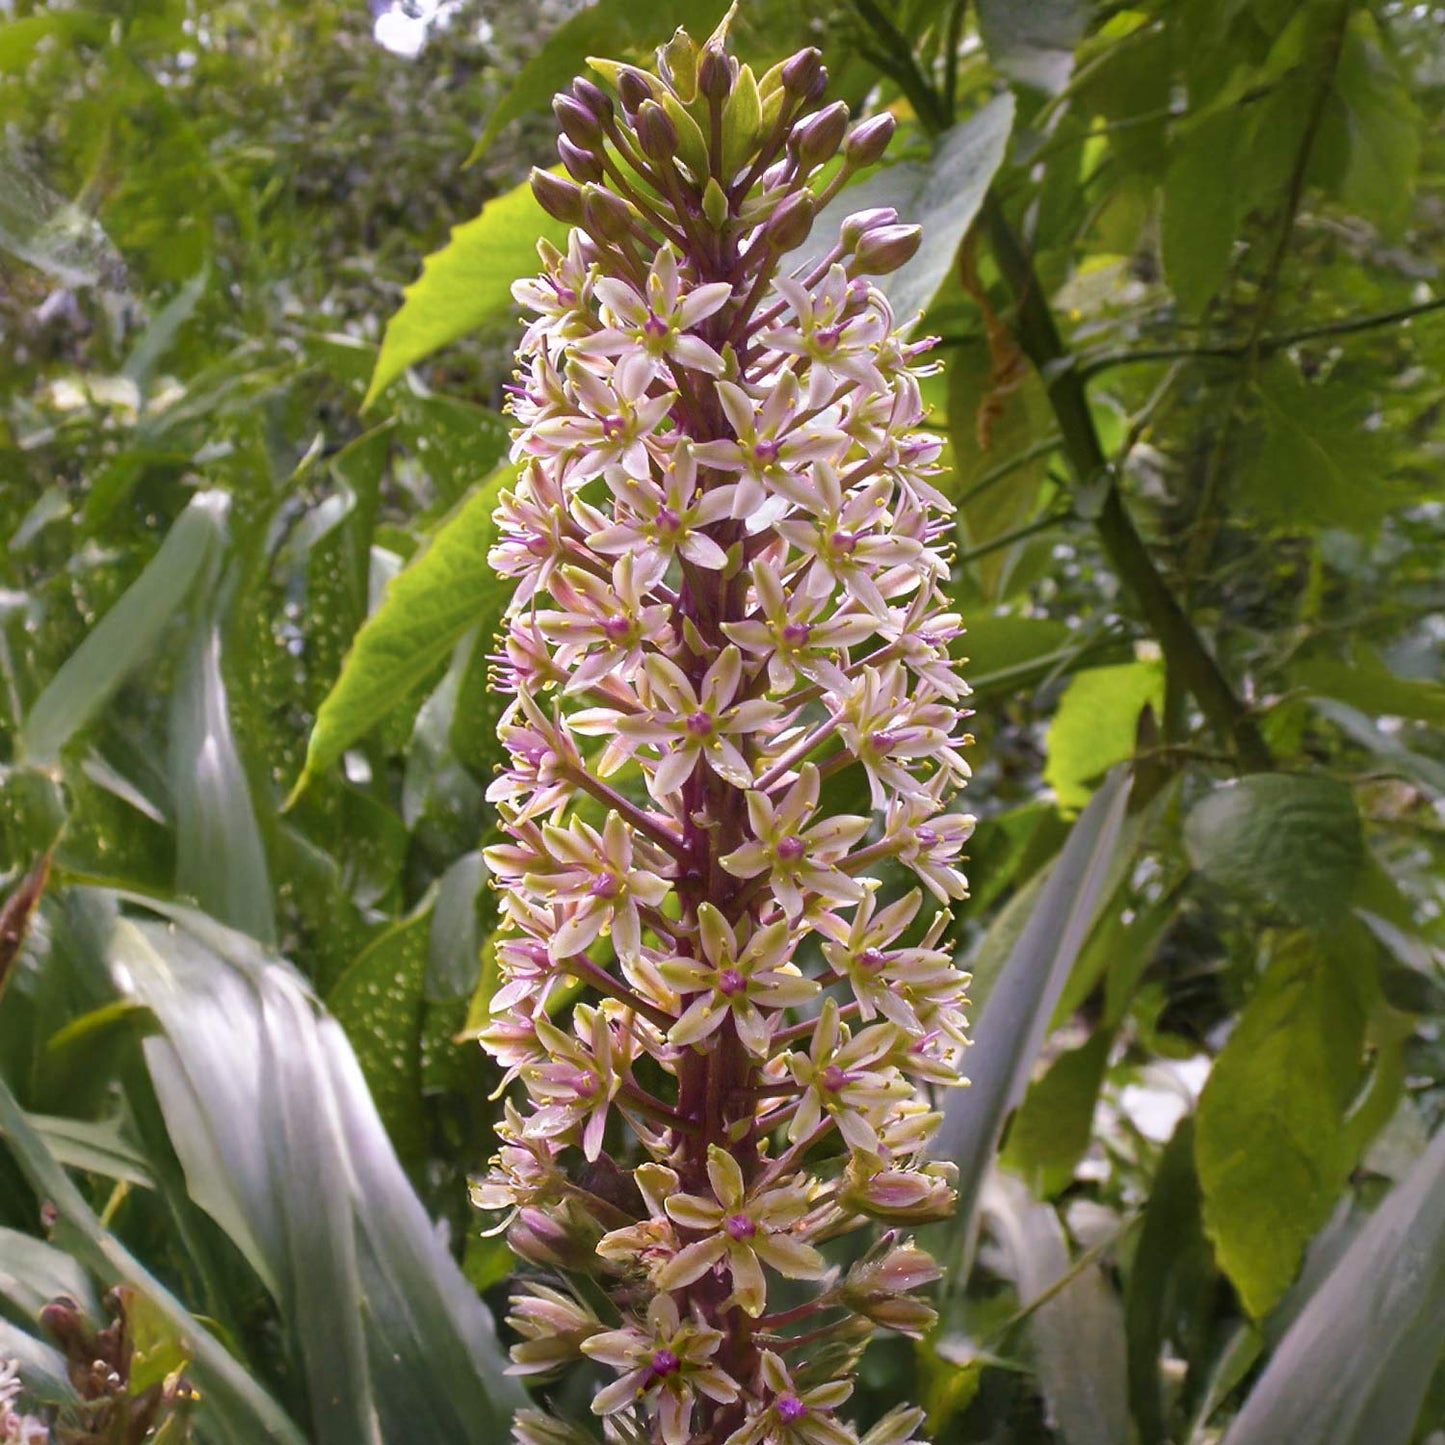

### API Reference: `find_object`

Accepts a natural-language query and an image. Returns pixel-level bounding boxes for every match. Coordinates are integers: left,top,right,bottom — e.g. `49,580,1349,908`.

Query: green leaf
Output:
1221,1121,1445,1444
1294,647,1445,728
1045,660,1164,812
1325,17,1422,235
1195,936,1366,1317
364,180,568,408
1162,108,1253,314
1309,698,1445,796
0,1074,309,1444
20,492,230,766
327,896,433,1165
170,619,275,944
1125,1119,1214,1445
933,768,1132,1252
947,341,1054,598
796,94,1016,325
466,0,731,163
22,1111,154,1189
1000,1027,1112,1198
0,10,106,72
982,1170,1130,1445
106,895,526,1442
976,0,1087,94
289,467,516,803
1242,361,1408,531
1184,774,1364,926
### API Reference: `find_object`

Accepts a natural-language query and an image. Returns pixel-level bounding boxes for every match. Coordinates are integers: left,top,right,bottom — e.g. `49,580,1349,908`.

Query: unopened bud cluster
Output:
474,19,973,1445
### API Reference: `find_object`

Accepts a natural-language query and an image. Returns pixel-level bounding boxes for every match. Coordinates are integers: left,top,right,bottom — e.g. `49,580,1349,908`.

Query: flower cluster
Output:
474,20,973,1444
0,1361,47,1445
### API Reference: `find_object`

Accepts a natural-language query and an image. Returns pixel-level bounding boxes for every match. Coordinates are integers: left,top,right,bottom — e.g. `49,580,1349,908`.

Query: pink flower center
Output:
602,615,633,641
821,1064,852,1092
814,324,841,353
642,311,670,339
648,1348,681,1379
780,620,811,646
600,413,627,439
655,506,680,534
830,529,857,554
685,710,714,738
752,438,781,466
869,728,898,753
914,827,937,847
724,1212,756,1240
776,1393,809,1423
525,534,552,557
858,947,887,972
718,967,748,997
589,872,621,899
775,834,806,862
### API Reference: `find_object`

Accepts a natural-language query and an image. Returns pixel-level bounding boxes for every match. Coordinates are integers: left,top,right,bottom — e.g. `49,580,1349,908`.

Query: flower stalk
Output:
475,19,973,1445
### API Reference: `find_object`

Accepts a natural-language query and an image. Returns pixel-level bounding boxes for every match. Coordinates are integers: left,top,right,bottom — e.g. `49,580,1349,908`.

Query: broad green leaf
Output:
795,94,1016,325
0,1224,98,1321
976,0,1087,94
289,466,516,802
1162,108,1253,314
20,491,230,766
106,895,526,1442
467,0,732,162
0,11,106,72
1045,660,1164,811
428,850,488,1001
364,177,568,407
1242,361,1409,531
0,1075,309,1445
1000,1027,1112,1198
1195,936,1366,1317
1221,1121,1445,1444
327,896,433,1165
1325,17,1422,235
981,1171,1130,1445
962,614,1070,683
934,768,1132,1251
170,619,275,944
1184,774,1364,926
1294,648,1445,728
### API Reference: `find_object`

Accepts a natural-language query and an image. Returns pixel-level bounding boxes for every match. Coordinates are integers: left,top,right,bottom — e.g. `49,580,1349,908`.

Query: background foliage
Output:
2,0,1444,1441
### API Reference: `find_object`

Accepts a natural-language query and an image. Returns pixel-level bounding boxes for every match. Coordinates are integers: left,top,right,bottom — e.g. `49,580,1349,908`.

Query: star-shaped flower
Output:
656,1147,826,1316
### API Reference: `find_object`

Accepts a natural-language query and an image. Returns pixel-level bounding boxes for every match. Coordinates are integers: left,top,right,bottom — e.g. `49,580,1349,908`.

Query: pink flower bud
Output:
839,1163,959,1223
844,112,896,167
789,100,850,169
850,223,923,276
530,167,584,226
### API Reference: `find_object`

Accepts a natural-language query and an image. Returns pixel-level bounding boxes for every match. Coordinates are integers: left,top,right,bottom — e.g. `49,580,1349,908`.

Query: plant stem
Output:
980,197,1273,773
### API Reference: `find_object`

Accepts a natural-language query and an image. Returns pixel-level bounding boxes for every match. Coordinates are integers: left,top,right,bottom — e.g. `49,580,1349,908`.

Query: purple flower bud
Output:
850,222,922,276
581,184,637,245
839,206,900,249
780,47,826,101
697,41,734,102
509,1206,598,1271
788,99,850,169
571,78,614,127
765,189,816,252
635,99,678,162
558,135,604,184
616,66,654,116
843,112,896,167
553,94,605,152
530,167,584,226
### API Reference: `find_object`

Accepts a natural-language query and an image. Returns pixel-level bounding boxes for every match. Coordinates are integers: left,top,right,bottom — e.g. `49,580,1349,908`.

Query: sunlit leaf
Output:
289,466,517,803
1044,660,1163,811
1195,935,1366,1317
364,178,567,407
